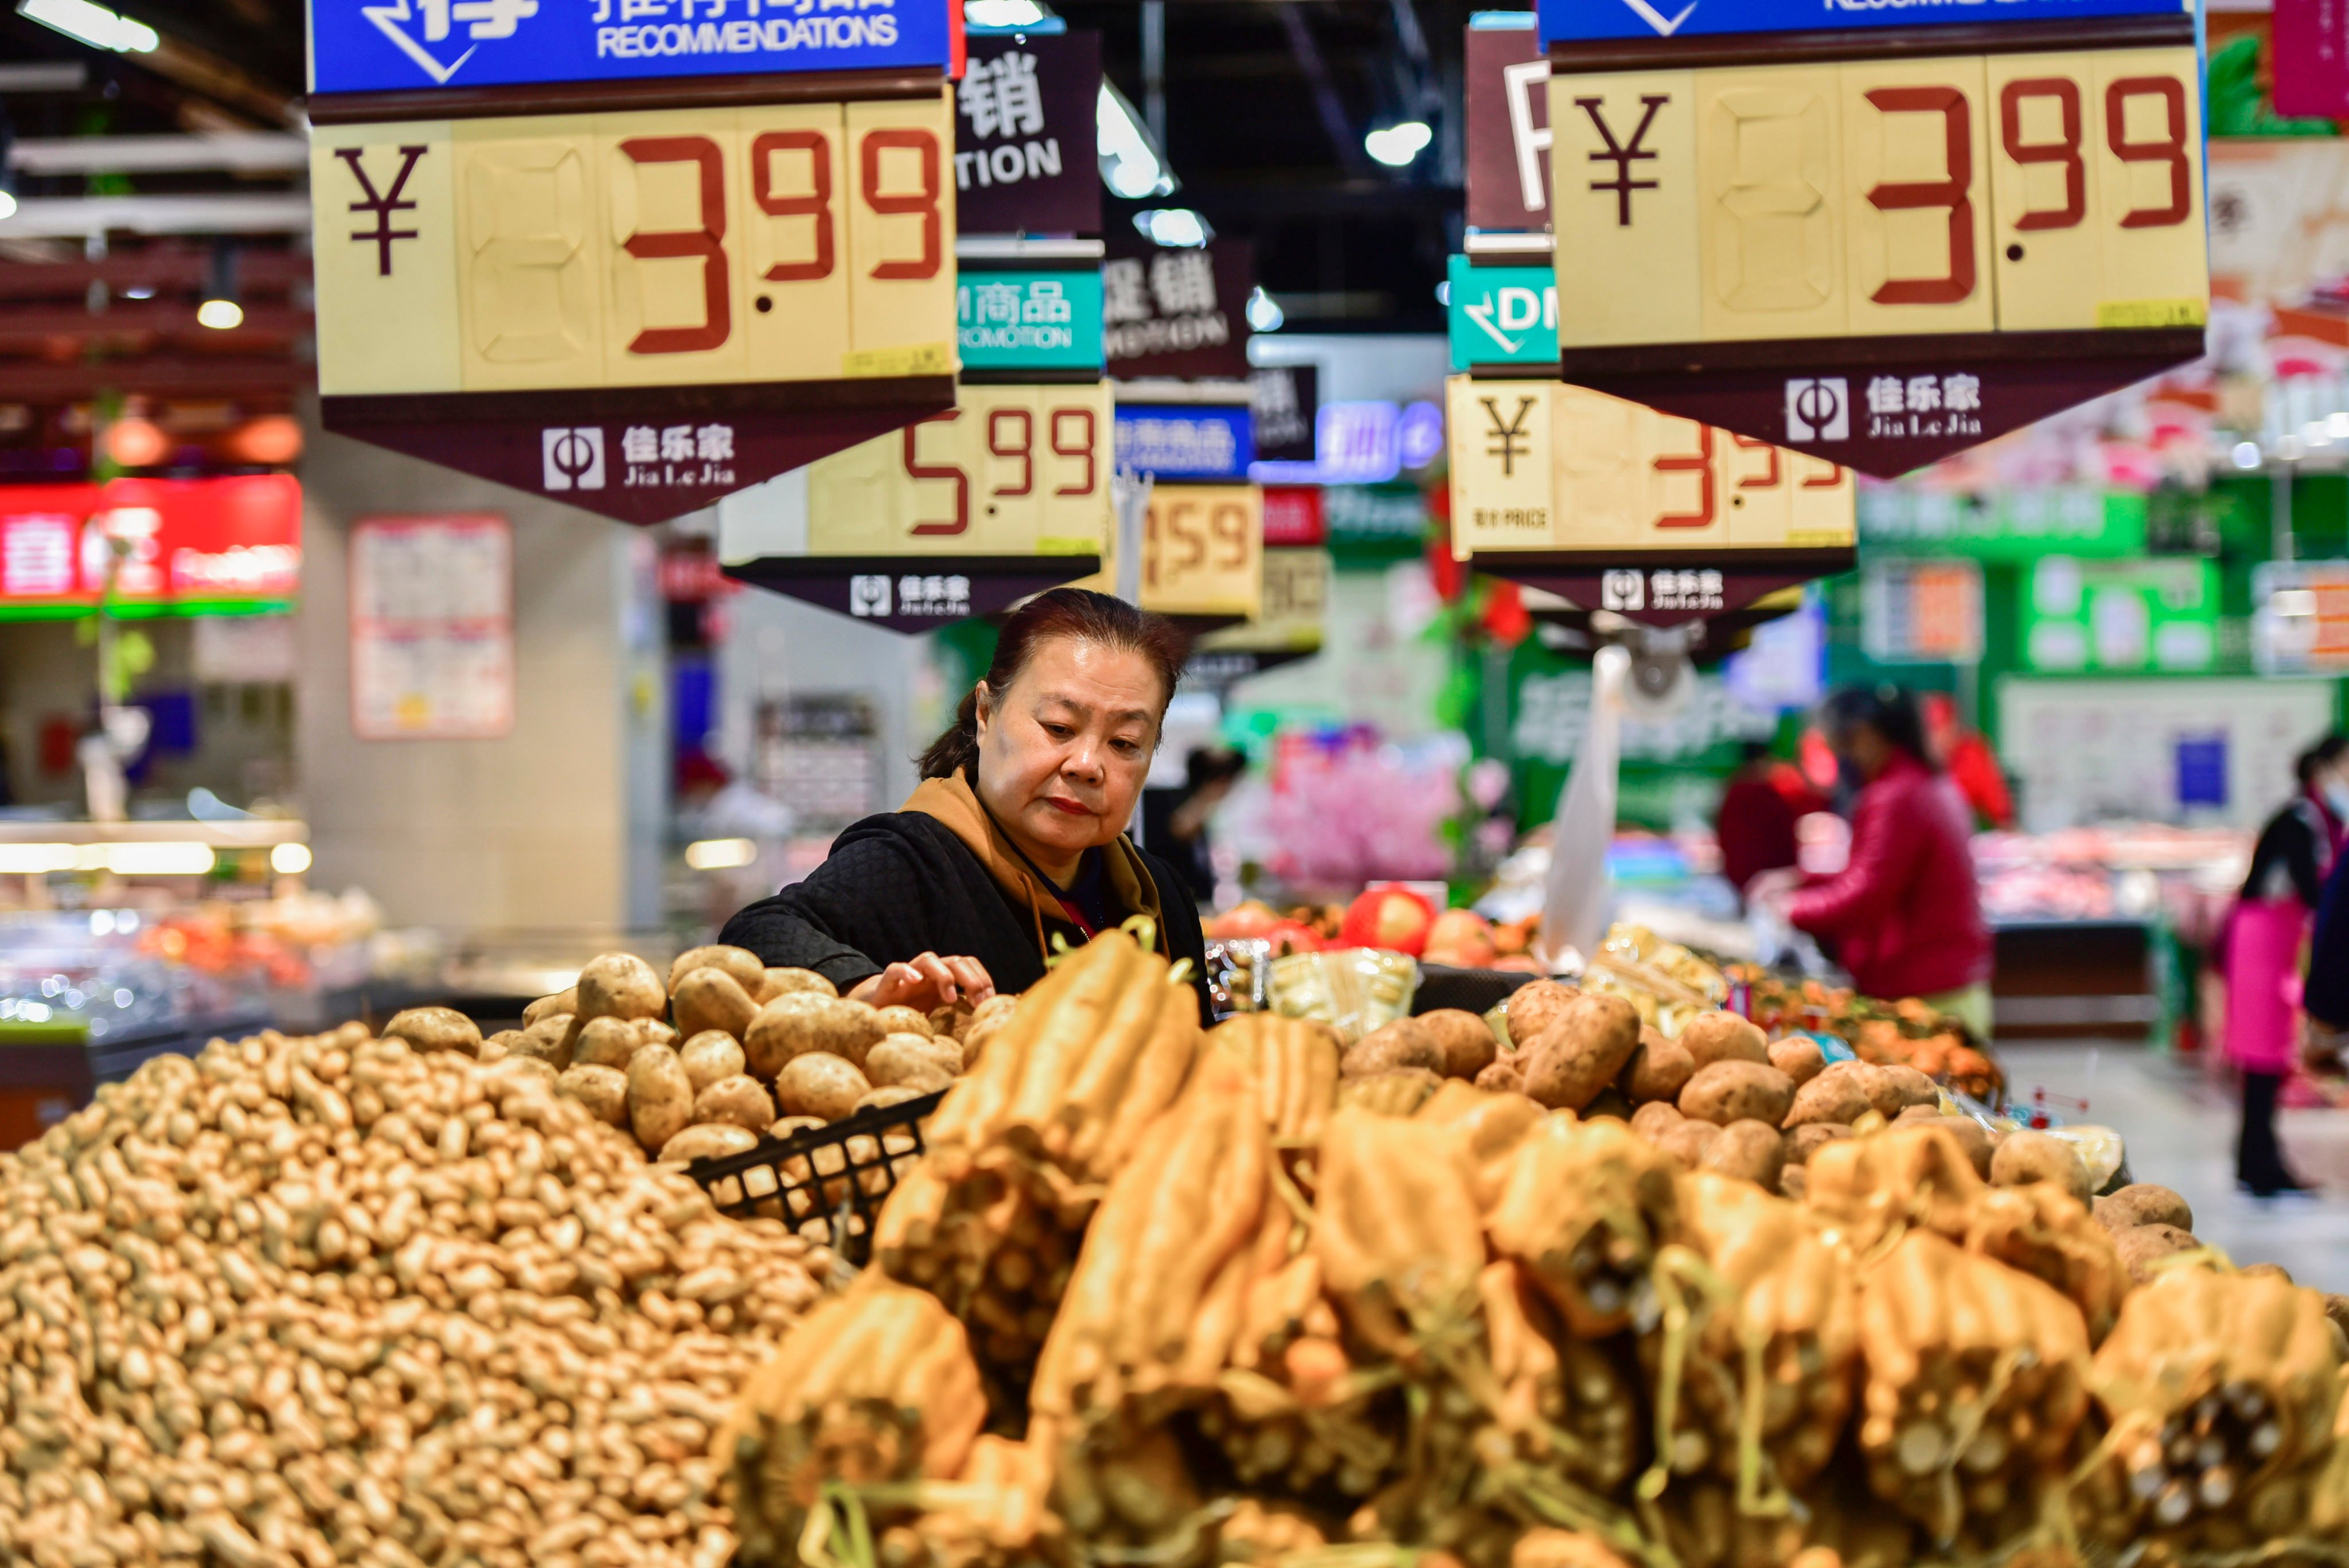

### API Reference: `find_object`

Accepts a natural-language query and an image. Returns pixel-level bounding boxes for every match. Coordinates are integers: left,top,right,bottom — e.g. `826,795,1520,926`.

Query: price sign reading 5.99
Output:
803,383,1114,559
313,93,957,398
1550,46,2204,349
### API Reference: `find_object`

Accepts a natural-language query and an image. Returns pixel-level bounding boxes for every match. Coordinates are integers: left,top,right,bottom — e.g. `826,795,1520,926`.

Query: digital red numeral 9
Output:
619,125,942,356
1999,75,2190,230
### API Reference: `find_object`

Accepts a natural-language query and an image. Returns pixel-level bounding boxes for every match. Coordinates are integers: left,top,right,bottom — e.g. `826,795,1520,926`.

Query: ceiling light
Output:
270,841,312,875
1364,120,1434,168
0,844,77,875
964,0,1047,24
89,842,215,876
196,298,243,329
1245,286,1284,332
2231,441,2262,470
1134,208,1211,248
1098,80,1174,199
17,0,159,52
0,191,14,221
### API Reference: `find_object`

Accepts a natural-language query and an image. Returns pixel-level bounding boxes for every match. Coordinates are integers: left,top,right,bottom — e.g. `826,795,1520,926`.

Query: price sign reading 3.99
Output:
315,96,955,397
1540,15,2207,477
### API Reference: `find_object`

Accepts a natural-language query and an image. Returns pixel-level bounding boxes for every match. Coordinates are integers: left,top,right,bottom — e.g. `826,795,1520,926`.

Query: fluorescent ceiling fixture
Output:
197,298,243,329
270,841,313,875
17,0,158,52
964,0,1047,24
1134,208,1211,248
88,842,215,876
1364,120,1434,168
1098,80,1174,199
2330,411,2349,439
685,837,758,871
0,192,14,222
1246,286,1284,332
0,844,78,875
2231,441,2262,470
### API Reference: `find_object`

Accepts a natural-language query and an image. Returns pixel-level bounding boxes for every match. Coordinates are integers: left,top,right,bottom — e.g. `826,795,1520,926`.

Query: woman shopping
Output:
2224,733,2347,1197
1753,685,1993,1040
720,588,1215,1023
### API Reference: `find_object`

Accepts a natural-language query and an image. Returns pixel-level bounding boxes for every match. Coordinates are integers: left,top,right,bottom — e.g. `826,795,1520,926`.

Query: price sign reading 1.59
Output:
1446,375,1854,555
804,383,1113,559
1143,486,1265,619
313,94,956,398
1549,45,2204,348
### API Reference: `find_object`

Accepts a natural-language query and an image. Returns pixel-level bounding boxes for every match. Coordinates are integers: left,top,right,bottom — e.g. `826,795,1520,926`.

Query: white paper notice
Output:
349,515,514,740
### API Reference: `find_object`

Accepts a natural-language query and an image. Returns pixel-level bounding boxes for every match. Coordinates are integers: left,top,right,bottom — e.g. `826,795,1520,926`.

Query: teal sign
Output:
1447,255,1556,373
956,270,1103,372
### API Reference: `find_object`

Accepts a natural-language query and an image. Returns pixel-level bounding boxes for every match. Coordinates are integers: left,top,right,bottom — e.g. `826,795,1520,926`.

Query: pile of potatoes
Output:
383,945,1013,1168
1331,980,2051,1209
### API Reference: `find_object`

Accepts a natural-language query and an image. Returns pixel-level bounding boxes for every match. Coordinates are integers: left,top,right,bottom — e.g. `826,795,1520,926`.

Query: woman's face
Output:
974,637,1164,868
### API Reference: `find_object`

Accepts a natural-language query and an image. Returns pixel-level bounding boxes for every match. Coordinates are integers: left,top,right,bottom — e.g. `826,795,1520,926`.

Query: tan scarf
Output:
899,769,1165,965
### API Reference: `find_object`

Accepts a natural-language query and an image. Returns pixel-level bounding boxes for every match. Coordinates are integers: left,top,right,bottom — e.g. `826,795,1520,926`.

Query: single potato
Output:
2112,1222,2202,1285
1700,1119,1786,1189
1677,1060,1797,1128
1416,1009,1500,1081
1516,993,1642,1111
1679,1012,1769,1070
1990,1129,2093,1207
572,1016,647,1072
1629,1100,1684,1144
1618,1030,1696,1105
509,1013,577,1072
625,1043,695,1154
866,1033,962,1089
746,993,885,1078
522,987,577,1028
666,944,766,997
657,1124,760,1163
872,1004,935,1039
1766,1036,1825,1087
1656,1119,1720,1171
1781,1122,1854,1166
776,1052,873,1122
383,1007,481,1058
2093,1183,2193,1234
677,1030,747,1094
555,1064,628,1126
1501,980,1580,1050
1343,1017,1447,1078
576,953,666,1024
759,968,838,1003
693,1074,778,1133
671,966,760,1044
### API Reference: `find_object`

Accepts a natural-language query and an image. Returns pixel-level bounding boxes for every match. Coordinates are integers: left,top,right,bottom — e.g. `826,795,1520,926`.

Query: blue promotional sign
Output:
1113,405,1253,481
958,270,1105,372
1538,0,2182,44
1446,256,1557,373
308,0,954,96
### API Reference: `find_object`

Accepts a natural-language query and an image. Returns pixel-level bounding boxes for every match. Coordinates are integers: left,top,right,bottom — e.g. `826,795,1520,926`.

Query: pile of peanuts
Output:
0,1022,830,1568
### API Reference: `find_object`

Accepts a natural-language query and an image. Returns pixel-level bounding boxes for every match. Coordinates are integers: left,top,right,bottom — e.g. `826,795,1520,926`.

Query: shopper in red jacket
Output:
1759,685,1994,1037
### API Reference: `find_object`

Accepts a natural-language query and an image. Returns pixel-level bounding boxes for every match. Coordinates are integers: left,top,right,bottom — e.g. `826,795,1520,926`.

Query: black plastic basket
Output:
683,1087,947,1265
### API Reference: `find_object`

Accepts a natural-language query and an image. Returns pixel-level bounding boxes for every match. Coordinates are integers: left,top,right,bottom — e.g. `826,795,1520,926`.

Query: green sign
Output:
2023,557,2219,674
955,268,1103,372
1446,255,1556,373
1858,486,2147,561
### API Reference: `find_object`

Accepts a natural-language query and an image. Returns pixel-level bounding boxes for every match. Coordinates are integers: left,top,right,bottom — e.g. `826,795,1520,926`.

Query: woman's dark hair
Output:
1820,683,1937,771
919,588,1190,779
2296,733,2349,786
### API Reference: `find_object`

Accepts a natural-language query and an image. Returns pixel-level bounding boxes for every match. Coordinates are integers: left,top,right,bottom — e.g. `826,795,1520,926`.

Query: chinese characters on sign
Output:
1113,404,1254,481
956,269,1104,370
953,33,1101,233
0,477,302,617
1250,365,1318,462
846,572,973,619
1601,568,1726,615
1101,240,1253,378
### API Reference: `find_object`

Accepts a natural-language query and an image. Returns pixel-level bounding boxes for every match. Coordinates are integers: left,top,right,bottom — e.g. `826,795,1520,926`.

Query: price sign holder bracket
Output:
1545,10,2204,479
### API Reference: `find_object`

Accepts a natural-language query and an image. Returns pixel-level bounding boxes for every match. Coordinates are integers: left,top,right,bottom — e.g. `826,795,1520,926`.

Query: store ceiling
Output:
0,0,1473,330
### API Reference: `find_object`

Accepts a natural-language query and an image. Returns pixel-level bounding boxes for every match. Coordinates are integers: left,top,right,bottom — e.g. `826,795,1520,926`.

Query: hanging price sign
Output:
1447,374,1854,625
1537,0,2204,477
306,0,961,525
717,381,1110,630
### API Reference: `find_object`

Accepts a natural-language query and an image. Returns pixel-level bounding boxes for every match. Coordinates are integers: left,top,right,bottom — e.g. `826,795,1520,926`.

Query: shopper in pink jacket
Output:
2226,734,2347,1196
